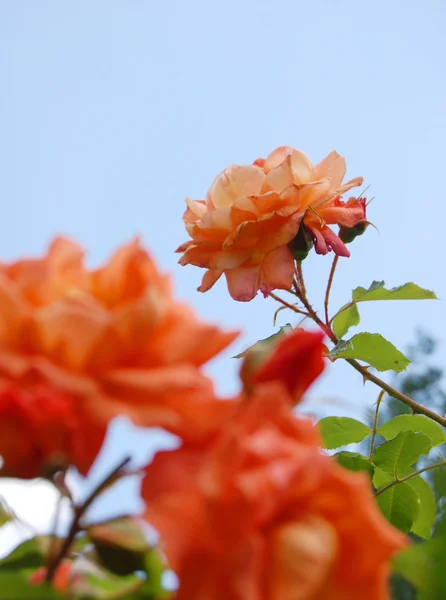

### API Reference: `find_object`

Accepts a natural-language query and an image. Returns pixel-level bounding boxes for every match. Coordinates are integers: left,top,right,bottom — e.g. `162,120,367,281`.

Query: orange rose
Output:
0,380,105,478
143,384,406,600
0,237,238,476
240,328,325,401
177,146,365,301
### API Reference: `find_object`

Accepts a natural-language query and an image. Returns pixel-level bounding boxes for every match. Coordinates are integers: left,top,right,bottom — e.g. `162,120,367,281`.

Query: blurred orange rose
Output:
178,146,364,301
240,328,325,401
0,380,105,478
143,384,406,600
0,237,238,476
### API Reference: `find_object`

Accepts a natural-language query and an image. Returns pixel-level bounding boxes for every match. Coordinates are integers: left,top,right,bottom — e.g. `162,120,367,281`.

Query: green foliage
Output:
393,513,446,599
329,333,410,373
69,563,144,599
376,482,420,534
405,475,437,540
332,304,360,339
0,538,44,571
233,324,292,359
318,417,371,449
0,499,13,528
331,281,436,339
373,431,432,476
351,281,437,302
88,517,149,576
0,538,63,600
334,451,374,477
378,415,446,448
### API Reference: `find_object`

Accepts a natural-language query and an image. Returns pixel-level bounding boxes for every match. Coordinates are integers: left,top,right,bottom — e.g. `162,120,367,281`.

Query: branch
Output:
369,390,386,460
324,255,339,327
375,461,446,497
272,280,446,430
46,456,131,583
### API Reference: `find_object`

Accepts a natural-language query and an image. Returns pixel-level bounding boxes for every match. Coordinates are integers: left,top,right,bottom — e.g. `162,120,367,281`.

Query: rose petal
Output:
225,266,260,302
210,165,266,208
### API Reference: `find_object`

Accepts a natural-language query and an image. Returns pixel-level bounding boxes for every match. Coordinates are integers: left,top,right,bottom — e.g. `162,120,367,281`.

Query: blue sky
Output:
0,1,445,522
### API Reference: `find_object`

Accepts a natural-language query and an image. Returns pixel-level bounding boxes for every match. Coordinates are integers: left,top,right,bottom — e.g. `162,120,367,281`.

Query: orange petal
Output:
320,197,366,227
313,150,347,193
198,269,223,293
185,198,207,219
100,366,236,442
91,238,160,309
269,518,337,600
262,146,295,171
259,246,295,297
252,329,325,400
225,266,260,302
336,176,363,196
35,298,109,370
210,165,266,208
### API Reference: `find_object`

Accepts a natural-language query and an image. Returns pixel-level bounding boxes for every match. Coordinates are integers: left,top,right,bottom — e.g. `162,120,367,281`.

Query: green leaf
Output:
352,281,437,302
88,517,149,576
318,417,371,449
70,561,144,598
0,538,43,570
373,466,437,540
0,572,63,599
0,498,13,527
376,481,420,533
334,451,374,477
329,332,410,373
393,513,446,600
332,304,360,339
331,282,436,341
406,475,437,539
373,431,432,476
233,324,292,359
378,414,446,448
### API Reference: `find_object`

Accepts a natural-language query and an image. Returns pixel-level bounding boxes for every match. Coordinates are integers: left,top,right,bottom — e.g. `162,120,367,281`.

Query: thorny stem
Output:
295,263,307,299
375,461,446,497
324,255,339,327
269,292,309,318
369,391,386,460
45,456,131,583
276,273,446,430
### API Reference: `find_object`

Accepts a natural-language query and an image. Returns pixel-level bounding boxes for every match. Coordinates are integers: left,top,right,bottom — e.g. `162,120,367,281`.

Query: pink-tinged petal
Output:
320,227,350,257
198,269,223,293
259,247,295,297
210,165,266,208
309,226,350,257
313,150,346,192
225,266,260,302
336,176,363,196
262,146,295,171
308,227,329,255
320,197,366,227
185,198,207,219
